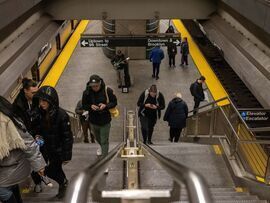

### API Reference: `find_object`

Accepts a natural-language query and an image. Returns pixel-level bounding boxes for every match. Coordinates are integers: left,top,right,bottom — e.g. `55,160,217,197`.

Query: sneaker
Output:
96,146,102,156
148,141,154,145
155,76,159,80
104,168,109,174
56,179,68,199
34,183,42,193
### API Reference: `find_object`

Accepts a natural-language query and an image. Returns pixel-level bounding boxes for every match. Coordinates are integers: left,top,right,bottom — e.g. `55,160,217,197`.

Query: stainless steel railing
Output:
142,143,213,203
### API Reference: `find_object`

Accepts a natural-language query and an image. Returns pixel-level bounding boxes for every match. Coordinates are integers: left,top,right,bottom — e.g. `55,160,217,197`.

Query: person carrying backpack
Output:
137,85,165,144
190,76,206,115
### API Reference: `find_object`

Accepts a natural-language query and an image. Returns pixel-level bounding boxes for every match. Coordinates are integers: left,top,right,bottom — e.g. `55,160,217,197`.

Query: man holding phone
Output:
82,75,117,173
137,85,165,144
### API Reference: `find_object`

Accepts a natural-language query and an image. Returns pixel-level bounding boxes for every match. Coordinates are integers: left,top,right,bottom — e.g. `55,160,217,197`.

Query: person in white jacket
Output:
0,96,46,203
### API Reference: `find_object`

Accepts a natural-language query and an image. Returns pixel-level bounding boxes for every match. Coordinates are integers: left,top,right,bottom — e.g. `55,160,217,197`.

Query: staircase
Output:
22,142,268,203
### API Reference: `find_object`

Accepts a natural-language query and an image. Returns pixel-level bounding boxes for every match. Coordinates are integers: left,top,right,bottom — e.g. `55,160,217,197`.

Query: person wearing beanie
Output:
34,86,73,199
163,93,188,142
82,75,117,172
137,84,165,144
0,96,45,203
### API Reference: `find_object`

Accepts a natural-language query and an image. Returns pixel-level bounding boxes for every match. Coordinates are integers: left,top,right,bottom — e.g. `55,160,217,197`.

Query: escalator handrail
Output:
64,142,125,203
141,142,213,203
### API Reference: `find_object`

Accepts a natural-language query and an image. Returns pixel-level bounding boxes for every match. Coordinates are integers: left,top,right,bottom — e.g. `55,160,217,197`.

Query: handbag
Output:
105,86,119,118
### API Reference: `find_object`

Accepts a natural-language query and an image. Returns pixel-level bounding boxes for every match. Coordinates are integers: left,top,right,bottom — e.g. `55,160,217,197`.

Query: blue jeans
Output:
0,185,22,202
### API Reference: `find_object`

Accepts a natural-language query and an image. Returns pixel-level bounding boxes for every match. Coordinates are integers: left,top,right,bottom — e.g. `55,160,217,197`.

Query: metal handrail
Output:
142,143,213,203
64,142,125,203
188,96,228,115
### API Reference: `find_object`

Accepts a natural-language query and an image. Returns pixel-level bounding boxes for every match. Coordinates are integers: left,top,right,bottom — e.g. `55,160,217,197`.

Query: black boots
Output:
56,179,68,199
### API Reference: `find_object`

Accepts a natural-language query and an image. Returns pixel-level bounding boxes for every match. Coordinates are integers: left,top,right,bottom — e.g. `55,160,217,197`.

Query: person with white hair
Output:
163,93,188,142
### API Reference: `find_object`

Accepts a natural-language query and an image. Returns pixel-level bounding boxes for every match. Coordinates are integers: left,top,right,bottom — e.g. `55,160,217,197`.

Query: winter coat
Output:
167,43,177,56
12,89,40,136
181,41,189,56
149,47,164,64
193,81,205,101
163,98,188,128
111,53,127,70
82,80,117,126
34,86,73,162
137,90,165,120
0,112,45,187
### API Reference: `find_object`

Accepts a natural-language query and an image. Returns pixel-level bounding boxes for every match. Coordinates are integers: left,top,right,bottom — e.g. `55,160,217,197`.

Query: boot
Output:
90,133,95,143
56,179,68,199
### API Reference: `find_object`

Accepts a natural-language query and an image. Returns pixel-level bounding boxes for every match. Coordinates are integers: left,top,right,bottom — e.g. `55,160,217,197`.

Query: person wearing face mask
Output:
0,96,45,203
137,85,165,144
34,86,73,199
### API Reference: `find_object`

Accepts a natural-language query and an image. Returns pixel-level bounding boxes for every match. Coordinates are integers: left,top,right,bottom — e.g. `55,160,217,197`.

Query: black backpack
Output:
190,82,195,96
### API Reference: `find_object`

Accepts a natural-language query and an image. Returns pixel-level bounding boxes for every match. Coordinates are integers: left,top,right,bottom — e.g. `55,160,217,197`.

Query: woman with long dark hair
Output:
34,86,73,199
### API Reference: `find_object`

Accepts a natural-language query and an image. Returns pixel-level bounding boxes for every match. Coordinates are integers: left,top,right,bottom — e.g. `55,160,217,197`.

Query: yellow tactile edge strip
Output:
41,20,89,87
172,19,229,106
173,19,268,182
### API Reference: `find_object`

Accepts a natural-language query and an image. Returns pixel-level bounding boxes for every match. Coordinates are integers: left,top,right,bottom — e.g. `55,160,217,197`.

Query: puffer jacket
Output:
163,98,188,128
34,86,73,162
82,80,117,126
0,113,45,187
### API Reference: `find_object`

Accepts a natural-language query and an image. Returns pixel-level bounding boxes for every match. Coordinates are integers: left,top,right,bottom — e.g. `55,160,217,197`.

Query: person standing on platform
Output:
180,37,189,66
111,50,129,88
149,46,164,80
137,85,165,144
75,99,95,143
167,42,177,68
190,76,206,115
0,96,45,203
34,86,73,199
82,75,117,171
163,93,188,142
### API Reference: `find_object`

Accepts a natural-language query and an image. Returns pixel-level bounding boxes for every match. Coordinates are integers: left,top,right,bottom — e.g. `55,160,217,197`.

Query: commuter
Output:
0,96,45,203
82,75,117,170
163,93,188,142
137,85,165,144
149,46,164,80
190,76,206,115
34,86,73,199
180,37,189,66
111,50,130,88
12,78,39,135
75,99,95,143
12,78,44,193
167,42,177,68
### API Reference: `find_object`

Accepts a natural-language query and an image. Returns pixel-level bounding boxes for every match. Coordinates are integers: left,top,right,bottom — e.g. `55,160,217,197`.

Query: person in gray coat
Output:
0,96,45,203
163,93,188,142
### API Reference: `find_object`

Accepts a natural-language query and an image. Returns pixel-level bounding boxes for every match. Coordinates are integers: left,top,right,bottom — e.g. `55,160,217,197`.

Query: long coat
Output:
163,98,188,128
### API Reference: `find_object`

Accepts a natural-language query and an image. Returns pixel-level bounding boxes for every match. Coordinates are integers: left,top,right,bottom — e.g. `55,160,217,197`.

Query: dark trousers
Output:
0,185,22,203
43,154,66,185
152,63,160,77
169,55,175,67
81,120,95,142
181,54,188,65
140,116,156,143
169,128,182,142
193,99,201,115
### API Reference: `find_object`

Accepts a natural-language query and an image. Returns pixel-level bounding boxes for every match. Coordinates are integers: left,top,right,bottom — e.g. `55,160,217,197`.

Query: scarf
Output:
0,112,26,160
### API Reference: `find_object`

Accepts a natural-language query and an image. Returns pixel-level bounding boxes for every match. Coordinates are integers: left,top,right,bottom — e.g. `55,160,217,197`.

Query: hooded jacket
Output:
82,77,117,126
0,96,45,187
163,97,188,128
34,86,73,161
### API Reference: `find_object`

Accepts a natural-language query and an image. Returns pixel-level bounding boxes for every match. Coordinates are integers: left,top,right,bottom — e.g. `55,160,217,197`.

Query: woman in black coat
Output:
163,93,188,142
34,86,73,199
